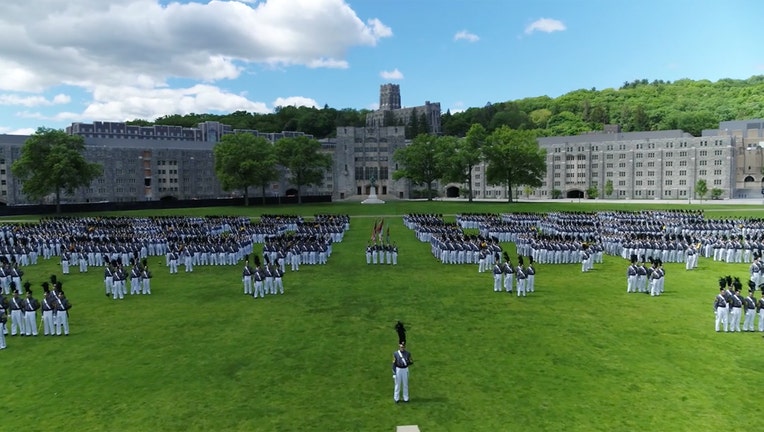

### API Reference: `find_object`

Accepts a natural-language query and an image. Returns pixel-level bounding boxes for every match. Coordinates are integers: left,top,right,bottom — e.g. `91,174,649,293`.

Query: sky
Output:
1,0,763,135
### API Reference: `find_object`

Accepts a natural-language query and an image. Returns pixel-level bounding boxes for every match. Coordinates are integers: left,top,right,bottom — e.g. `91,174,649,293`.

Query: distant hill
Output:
130,76,764,139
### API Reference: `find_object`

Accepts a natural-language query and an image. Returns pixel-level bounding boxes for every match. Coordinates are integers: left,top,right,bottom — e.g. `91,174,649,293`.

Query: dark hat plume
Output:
394,321,407,346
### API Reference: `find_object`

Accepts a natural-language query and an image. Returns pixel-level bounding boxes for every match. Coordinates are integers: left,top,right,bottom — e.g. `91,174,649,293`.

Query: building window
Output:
713,179,722,185
665,180,672,186
665,171,672,176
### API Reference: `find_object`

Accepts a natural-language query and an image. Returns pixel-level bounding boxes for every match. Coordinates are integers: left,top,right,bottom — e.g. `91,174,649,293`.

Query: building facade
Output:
3,114,764,205
464,120,764,201
0,121,321,205
332,126,410,199
365,84,442,135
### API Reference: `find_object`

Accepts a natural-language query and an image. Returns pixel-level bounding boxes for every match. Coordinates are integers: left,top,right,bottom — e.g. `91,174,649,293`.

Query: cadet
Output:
22,283,39,336
53,284,71,336
0,309,6,348
714,282,728,332
492,254,503,292
392,342,413,403
141,262,152,295
758,288,764,332
9,285,24,336
744,282,757,331
242,258,254,295
41,283,56,336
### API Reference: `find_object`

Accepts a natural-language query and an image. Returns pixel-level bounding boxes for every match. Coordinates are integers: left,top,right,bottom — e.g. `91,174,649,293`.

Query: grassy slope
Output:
0,201,759,431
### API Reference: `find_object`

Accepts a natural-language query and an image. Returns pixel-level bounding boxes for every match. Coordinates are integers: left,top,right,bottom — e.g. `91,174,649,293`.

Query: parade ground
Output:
0,199,761,432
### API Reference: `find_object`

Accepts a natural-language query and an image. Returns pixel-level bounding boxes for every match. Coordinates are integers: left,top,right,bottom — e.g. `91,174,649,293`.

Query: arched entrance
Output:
566,189,584,199
285,188,298,197
160,195,178,201
744,175,756,183
445,186,460,198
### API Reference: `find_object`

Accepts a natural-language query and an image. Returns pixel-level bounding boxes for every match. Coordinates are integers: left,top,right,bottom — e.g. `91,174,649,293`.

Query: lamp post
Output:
189,156,195,200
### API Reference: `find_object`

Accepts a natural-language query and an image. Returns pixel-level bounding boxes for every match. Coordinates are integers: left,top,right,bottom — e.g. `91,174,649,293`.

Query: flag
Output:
376,218,384,240
371,218,380,242
386,226,390,243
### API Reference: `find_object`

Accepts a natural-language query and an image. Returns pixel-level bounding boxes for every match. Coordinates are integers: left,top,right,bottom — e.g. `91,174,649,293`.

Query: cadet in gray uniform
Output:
757,289,764,332
714,283,728,332
744,282,757,331
392,342,413,403
0,309,6,348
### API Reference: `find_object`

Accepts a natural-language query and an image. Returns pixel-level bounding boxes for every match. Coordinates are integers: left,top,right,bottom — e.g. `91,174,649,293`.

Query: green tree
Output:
213,133,278,206
551,189,562,199
481,126,546,203
586,186,599,199
695,179,708,201
711,187,723,200
604,179,614,197
405,108,419,139
11,127,102,213
274,136,332,204
393,134,445,201
439,124,486,202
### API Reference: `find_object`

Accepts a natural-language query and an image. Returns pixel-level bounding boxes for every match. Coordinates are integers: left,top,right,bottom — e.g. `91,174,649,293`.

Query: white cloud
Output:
0,93,70,107
453,30,479,42
20,84,271,122
273,96,319,109
0,0,391,122
0,126,35,135
524,18,566,35
367,102,379,110
380,68,404,80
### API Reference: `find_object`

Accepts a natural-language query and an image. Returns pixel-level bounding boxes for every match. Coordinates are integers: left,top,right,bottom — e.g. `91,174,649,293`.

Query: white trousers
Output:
394,366,409,402
43,310,55,335
23,311,37,336
744,309,756,331
55,311,69,335
715,307,729,332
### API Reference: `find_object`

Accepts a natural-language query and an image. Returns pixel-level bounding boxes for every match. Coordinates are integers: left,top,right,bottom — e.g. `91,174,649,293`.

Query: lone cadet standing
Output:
392,341,413,404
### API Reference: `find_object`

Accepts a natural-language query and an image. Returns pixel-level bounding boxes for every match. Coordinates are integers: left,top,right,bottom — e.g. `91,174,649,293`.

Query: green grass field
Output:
1,201,761,432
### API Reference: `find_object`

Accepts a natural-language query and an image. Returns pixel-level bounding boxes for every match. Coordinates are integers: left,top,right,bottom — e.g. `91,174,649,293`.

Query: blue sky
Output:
0,0,762,134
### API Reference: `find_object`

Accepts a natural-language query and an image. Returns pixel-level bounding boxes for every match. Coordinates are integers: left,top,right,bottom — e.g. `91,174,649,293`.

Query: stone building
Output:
331,126,410,199
365,84,442,135
0,121,318,205
460,120,764,201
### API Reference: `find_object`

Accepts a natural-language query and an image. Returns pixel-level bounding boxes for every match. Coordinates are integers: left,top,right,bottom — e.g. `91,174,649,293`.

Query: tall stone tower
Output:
379,83,401,111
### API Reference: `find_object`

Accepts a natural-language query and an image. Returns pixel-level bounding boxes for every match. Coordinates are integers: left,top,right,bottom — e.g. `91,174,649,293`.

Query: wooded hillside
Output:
129,75,764,138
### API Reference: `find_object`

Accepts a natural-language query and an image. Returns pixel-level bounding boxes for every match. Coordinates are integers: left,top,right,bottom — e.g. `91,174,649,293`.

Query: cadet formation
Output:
2,209,764,351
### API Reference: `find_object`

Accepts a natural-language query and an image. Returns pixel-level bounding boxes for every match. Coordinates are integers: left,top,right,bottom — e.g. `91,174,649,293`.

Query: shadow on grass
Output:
408,396,449,404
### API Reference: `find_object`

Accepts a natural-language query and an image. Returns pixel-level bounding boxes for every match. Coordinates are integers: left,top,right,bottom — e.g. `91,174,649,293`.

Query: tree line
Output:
129,75,764,139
